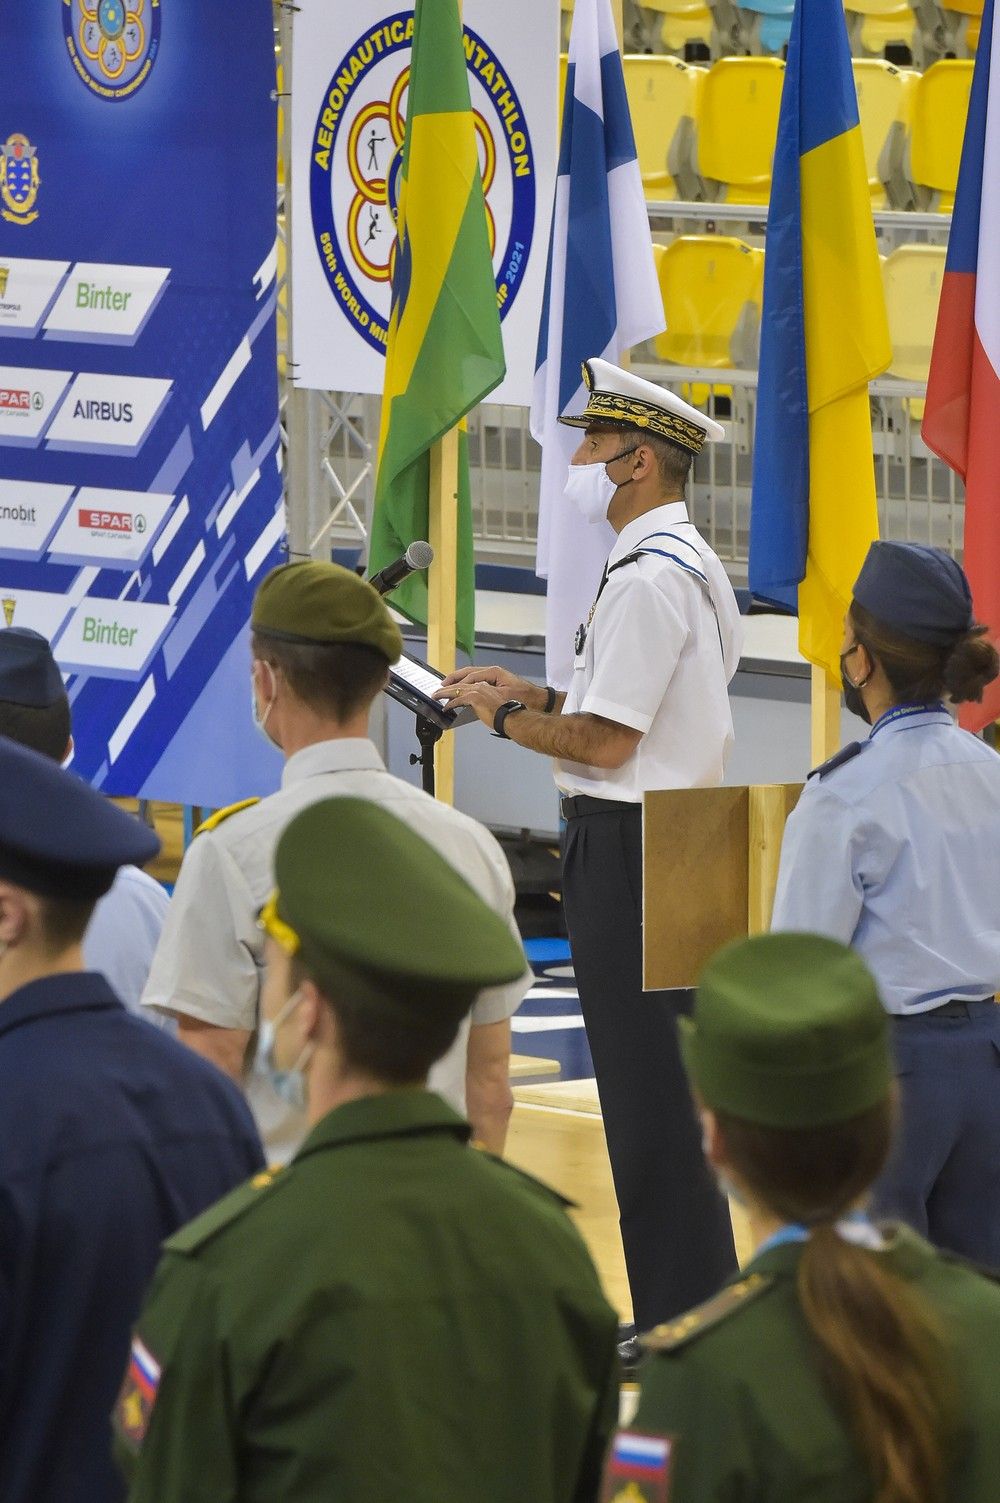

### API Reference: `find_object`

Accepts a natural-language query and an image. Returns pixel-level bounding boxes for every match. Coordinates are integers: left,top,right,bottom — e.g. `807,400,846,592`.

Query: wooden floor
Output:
507,1101,752,1322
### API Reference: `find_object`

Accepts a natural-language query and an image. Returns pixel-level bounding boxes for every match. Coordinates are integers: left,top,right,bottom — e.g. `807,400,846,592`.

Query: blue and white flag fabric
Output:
531,0,663,688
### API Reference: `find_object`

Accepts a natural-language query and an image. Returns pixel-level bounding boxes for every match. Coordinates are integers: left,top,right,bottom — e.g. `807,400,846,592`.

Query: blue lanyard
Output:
869,701,947,738
754,1211,879,1259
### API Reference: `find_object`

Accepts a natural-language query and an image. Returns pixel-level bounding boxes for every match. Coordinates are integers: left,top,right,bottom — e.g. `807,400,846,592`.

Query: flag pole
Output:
425,0,465,808
810,665,841,764
427,428,460,803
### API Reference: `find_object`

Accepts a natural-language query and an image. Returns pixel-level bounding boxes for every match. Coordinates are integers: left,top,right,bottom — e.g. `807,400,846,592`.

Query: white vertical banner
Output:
289,1,559,405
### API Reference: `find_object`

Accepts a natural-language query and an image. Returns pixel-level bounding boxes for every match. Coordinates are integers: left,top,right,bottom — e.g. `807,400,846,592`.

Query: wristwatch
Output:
493,699,527,739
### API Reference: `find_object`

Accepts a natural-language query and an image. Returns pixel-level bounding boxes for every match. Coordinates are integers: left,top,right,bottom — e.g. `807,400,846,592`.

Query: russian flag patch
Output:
114,1335,162,1455
601,1430,673,1502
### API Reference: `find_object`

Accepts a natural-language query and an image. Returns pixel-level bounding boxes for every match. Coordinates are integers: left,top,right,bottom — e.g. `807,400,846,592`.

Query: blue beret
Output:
0,737,160,899
853,542,974,647
0,628,66,708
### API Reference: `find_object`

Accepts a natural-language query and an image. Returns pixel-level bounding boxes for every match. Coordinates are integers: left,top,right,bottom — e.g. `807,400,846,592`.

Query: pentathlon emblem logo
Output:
0,269,8,299
63,0,162,102
310,10,536,356
1,136,40,226
2,599,15,627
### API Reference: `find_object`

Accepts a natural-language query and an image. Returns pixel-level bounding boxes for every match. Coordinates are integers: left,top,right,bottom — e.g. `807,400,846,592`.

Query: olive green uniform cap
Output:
252,560,402,662
266,797,526,1020
680,933,892,1128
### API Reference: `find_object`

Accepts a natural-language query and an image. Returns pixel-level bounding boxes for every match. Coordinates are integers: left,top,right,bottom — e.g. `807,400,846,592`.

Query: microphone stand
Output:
410,715,443,798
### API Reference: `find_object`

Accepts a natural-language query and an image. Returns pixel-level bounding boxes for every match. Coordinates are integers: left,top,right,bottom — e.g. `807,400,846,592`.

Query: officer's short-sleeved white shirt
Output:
556,502,743,801
141,740,531,1162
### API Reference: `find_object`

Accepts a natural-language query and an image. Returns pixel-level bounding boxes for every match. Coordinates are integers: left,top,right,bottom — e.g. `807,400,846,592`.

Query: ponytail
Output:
716,1103,957,1503
798,1225,954,1503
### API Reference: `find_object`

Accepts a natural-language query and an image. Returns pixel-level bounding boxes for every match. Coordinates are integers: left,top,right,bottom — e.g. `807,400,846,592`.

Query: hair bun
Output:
943,626,1000,704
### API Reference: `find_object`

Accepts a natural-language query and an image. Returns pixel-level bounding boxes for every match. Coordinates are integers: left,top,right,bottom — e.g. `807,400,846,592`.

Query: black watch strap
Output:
493,699,527,739
543,685,558,714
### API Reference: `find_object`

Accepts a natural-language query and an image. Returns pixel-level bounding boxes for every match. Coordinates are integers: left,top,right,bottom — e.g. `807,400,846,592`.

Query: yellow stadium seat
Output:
853,1,917,58
697,57,784,206
909,59,974,211
654,235,765,366
644,0,715,54
882,243,946,420
948,0,984,53
853,59,918,209
882,244,945,381
623,55,706,201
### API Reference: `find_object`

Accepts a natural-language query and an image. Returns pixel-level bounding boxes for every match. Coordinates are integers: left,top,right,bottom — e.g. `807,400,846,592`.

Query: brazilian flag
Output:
368,0,505,655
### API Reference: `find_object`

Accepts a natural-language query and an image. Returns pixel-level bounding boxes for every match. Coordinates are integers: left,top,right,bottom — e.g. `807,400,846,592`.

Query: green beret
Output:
252,560,402,663
680,934,892,1129
265,797,525,1020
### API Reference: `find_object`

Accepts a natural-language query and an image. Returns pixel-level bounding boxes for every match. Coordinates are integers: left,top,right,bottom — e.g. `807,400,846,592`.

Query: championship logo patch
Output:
600,1431,674,1503
114,1335,162,1453
63,0,162,102
309,8,535,356
1,136,40,226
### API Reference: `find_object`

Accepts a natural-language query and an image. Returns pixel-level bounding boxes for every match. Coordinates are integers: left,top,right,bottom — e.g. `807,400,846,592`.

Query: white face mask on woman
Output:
563,445,638,525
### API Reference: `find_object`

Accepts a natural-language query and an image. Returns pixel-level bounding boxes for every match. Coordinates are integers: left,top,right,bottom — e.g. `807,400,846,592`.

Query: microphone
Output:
367,540,434,596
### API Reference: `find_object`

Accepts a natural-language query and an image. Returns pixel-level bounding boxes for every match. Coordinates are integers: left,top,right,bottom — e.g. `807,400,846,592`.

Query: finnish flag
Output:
531,0,663,689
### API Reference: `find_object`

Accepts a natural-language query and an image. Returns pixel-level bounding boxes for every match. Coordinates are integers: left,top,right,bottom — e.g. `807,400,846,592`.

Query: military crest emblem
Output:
1,136,40,226
0,268,9,299
64,0,162,101
2,599,16,627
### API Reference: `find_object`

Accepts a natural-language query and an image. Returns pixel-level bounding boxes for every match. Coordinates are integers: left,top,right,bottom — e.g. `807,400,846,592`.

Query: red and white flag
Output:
923,0,1000,730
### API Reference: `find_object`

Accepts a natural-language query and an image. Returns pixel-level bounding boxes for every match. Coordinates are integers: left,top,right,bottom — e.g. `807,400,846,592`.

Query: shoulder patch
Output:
113,1334,162,1456
807,740,866,781
163,1164,287,1254
194,797,261,835
642,1273,772,1353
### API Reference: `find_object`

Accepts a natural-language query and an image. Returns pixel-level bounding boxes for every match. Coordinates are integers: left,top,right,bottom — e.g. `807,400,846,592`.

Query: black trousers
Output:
562,803,737,1330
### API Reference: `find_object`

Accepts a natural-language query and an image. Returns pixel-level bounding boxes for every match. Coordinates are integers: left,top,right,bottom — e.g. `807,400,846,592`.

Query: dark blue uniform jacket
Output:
0,973,264,1503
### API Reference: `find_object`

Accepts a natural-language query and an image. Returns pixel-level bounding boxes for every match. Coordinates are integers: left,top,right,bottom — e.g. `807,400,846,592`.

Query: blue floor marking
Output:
513,942,591,1082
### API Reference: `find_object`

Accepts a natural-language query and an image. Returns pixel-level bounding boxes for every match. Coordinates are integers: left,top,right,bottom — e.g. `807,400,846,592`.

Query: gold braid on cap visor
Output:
259,893,301,956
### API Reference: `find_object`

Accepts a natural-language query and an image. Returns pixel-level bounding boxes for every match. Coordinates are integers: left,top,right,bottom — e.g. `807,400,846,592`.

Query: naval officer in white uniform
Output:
437,359,743,1338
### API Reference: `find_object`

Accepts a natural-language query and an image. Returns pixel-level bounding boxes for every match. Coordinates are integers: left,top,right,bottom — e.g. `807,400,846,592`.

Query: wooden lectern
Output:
642,784,803,990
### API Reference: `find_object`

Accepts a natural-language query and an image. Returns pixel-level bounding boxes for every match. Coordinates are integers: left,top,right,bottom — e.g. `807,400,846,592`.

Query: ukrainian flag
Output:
748,0,891,682
368,0,505,655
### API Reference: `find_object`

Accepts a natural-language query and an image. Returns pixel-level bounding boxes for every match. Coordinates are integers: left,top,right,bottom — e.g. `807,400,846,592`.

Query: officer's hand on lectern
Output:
435,665,546,711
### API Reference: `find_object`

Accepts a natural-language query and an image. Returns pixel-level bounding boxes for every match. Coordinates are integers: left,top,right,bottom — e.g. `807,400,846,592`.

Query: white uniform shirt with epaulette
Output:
141,739,532,1161
556,501,743,801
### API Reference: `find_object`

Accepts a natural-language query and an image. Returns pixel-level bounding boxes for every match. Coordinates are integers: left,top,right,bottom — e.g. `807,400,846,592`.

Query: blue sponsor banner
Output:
0,0,284,803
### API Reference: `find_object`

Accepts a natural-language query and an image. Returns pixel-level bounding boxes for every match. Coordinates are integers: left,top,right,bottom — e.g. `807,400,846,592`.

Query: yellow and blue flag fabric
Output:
748,0,891,682
368,0,505,655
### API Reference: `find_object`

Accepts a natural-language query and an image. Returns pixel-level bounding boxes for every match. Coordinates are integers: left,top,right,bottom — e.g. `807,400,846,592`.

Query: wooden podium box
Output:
643,784,803,990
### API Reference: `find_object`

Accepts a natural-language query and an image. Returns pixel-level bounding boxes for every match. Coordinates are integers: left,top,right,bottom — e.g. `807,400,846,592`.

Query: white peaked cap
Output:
559,356,725,453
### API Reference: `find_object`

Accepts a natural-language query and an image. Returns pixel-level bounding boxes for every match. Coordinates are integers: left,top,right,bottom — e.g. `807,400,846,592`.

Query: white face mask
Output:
564,446,638,524
250,664,275,744
563,459,620,525
254,988,314,1111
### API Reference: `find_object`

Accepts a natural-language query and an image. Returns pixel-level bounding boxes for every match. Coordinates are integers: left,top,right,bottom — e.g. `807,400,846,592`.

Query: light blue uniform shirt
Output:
83,864,170,1015
771,704,1000,1014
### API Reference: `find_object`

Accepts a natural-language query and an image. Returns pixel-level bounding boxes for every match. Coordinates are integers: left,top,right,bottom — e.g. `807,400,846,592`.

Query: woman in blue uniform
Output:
771,541,1000,1267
